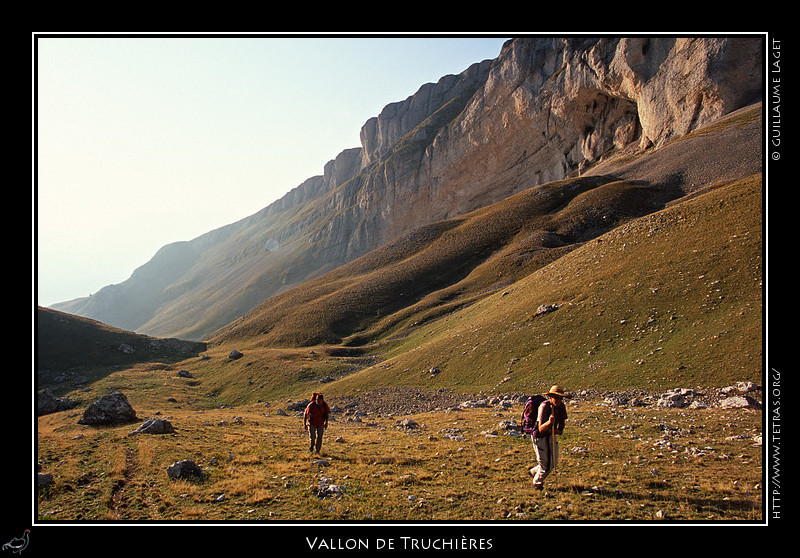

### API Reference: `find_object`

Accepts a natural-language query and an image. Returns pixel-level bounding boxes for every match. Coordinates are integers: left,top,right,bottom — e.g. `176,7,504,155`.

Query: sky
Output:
34,34,510,308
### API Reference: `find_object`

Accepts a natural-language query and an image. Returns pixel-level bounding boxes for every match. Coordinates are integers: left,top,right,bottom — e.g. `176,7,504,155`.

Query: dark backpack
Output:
521,394,547,436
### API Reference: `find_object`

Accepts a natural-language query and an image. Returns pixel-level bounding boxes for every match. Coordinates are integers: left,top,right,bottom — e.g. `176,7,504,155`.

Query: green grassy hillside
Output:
47,175,761,412
38,106,763,408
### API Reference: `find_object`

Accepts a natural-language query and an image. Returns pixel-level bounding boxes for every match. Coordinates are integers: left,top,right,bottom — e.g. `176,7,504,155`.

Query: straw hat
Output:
546,385,569,398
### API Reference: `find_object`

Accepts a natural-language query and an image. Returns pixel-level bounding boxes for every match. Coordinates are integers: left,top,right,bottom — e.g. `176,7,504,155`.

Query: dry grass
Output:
37,395,763,523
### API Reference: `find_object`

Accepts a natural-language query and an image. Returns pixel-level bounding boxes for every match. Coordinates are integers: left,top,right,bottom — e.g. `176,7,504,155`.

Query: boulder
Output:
718,395,762,410
736,381,760,393
498,419,520,432
459,399,489,409
130,418,175,435
78,391,138,426
287,399,311,411
166,459,205,481
535,304,559,316
396,418,419,430
657,388,695,408
38,473,54,490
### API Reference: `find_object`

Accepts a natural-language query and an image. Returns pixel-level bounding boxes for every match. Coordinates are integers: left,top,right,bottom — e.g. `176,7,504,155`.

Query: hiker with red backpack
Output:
303,392,330,454
521,385,570,491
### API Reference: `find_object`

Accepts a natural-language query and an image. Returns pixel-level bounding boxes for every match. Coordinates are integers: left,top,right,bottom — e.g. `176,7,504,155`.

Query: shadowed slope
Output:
36,306,207,393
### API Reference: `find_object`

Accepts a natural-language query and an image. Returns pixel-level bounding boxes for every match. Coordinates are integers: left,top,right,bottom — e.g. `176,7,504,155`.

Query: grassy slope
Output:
188,106,762,406
208,174,677,347
327,173,762,396
138,171,761,409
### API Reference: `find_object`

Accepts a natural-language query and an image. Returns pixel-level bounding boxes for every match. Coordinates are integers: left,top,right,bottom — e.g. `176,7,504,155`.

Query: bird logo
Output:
2,530,29,555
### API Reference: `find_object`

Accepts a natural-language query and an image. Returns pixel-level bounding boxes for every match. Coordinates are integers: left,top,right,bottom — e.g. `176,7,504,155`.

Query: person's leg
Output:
309,426,317,452
530,436,551,489
314,426,324,453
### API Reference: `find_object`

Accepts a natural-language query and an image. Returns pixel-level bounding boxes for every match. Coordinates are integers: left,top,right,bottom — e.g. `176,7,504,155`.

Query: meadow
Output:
37,389,762,523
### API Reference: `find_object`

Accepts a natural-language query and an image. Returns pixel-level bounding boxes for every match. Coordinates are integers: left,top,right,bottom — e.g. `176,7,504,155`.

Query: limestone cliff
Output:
51,37,763,341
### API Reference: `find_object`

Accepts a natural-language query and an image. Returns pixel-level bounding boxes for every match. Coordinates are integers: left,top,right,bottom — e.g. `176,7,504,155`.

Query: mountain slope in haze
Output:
49,37,762,342
208,174,672,347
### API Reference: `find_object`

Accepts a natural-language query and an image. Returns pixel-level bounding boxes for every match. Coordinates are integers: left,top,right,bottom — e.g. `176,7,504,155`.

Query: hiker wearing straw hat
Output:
528,385,569,491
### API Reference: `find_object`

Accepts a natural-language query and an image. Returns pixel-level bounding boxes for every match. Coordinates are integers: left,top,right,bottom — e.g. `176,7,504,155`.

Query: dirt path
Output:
108,446,136,519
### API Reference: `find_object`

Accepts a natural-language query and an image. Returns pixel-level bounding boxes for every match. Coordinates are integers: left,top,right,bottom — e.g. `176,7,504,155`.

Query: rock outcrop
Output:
37,389,75,416
52,37,763,341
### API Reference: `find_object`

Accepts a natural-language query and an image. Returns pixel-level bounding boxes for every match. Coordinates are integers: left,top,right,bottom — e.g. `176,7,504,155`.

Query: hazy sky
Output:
35,34,509,307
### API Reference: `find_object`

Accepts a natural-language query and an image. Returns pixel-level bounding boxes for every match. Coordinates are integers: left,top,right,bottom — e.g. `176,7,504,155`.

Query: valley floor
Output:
36,389,763,523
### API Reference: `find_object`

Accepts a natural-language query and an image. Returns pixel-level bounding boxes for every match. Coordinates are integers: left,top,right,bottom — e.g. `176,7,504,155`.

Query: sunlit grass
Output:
38,394,762,522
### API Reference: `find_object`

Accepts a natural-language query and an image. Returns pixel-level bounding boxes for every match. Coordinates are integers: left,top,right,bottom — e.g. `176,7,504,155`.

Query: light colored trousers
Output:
530,434,559,487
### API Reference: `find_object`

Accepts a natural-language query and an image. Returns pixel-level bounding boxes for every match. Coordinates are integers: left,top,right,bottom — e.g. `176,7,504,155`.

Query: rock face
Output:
364,37,761,241
52,37,763,341
78,391,138,426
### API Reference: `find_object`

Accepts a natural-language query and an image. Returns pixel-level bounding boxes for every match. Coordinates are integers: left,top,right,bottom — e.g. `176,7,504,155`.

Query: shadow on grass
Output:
556,482,760,515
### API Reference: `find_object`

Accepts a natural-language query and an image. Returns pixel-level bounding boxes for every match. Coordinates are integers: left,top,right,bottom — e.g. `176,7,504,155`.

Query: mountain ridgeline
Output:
51,37,763,349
